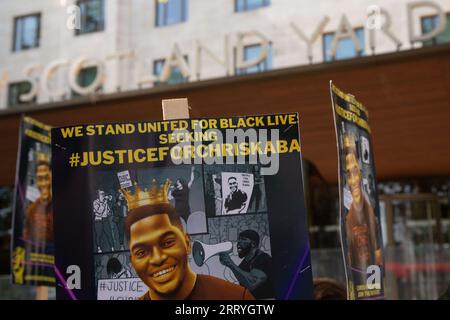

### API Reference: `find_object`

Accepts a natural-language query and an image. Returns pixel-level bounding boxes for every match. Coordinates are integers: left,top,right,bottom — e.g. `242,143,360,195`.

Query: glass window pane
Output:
154,57,188,85
78,67,97,87
244,45,259,60
154,60,164,76
72,67,101,97
336,28,364,60
182,0,187,21
436,14,450,44
156,0,187,27
323,33,333,62
156,2,166,26
266,45,273,69
86,3,96,31
335,37,356,60
323,28,365,62
169,67,184,83
13,14,39,51
77,0,104,35
421,15,438,46
7,85,18,106
356,28,365,55
8,82,33,107
235,0,245,12
167,0,181,25
238,44,272,75
236,0,270,12
79,2,87,32
14,19,23,51
244,45,260,73
421,16,437,34
420,14,450,46
22,16,38,49
247,0,262,10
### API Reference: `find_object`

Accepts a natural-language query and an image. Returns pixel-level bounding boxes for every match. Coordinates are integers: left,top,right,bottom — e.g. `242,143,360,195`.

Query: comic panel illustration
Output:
191,213,274,299
90,164,274,300
94,252,147,300
203,164,267,216
90,165,207,255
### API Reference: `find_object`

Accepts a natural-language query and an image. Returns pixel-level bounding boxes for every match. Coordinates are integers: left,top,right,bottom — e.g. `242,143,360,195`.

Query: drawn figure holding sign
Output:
93,189,114,253
168,166,196,222
219,229,274,299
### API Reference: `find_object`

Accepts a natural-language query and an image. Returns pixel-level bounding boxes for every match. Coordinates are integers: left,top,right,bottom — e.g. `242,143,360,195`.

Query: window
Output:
0,186,13,275
155,0,187,27
8,82,35,107
235,44,272,75
153,57,189,85
322,28,365,62
235,0,270,12
13,14,40,52
72,66,101,97
421,14,450,47
76,0,105,35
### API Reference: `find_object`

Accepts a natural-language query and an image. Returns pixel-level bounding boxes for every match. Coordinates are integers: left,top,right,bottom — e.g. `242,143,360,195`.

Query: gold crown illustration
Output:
120,179,172,211
36,152,50,164
343,134,356,150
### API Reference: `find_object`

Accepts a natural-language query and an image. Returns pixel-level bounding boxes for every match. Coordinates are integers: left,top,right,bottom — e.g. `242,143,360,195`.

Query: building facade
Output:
0,1,449,300
0,0,449,109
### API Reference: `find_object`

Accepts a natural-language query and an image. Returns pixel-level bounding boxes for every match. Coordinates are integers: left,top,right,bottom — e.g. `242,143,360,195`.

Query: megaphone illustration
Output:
192,240,233,267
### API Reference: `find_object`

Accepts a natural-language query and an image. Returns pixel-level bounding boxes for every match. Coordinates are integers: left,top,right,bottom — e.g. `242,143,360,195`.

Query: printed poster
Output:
221,172,254,215
11,116,55,286
330,82,385,300
52,113,313,300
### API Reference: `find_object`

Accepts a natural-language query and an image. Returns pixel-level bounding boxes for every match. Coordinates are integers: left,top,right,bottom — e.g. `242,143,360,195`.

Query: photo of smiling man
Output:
123,178,255,300
343,135,382,288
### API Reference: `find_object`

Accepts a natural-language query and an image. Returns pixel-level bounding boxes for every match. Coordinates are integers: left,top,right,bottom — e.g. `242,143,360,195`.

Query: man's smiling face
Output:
129,214,191,297
37,164,51,201
229,178,238,193
346,153,362,206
